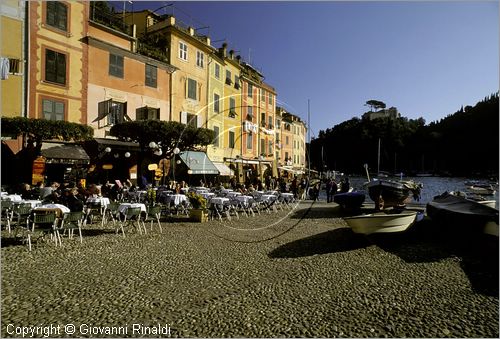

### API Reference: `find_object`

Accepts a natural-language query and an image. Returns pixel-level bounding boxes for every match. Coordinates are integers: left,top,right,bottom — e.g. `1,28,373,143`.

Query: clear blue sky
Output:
114,1,499,139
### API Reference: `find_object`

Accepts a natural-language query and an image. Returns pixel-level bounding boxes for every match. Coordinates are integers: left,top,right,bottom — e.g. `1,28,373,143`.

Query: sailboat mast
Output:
308,99,311,177
377,138,381,175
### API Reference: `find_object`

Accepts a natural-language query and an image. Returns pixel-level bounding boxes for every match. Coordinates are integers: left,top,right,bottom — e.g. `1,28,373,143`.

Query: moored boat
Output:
365,179,422,210
344,210,419,235
426,192,499,236
333,191,365,210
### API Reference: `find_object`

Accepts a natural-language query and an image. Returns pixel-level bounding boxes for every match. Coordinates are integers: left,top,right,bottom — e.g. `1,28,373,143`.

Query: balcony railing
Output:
137,41,168,63
90,3,132,36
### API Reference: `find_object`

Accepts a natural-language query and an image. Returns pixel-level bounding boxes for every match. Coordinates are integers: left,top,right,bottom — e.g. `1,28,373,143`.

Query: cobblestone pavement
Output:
1,201,498,338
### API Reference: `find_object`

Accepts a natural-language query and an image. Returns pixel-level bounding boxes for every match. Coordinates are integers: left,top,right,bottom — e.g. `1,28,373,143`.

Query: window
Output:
261,113,266,127
247,133,253,149
229,98,236,117
276,132,280,142
196,50,204,68
286,136,289,145
46,1,67,32
268,116,273,128
225,70,232,85
269,94,273,105
213,93,220,113
109,54,123,78
229,131,235,148
8,58,22,74
136,106,159,120
179,41,188,61
260,139,265,156
186,113,197,128
214,63,220,79
187,78,197,100
107,101,126,126
277,119,281,128
45,49,66,85
248,83,253,97
269,141,273,155
213,126,219,147
247,106,253,120
261,89,265,101
145,64,157,88
285,152,289,161
42,99,64,121
234,75,240,89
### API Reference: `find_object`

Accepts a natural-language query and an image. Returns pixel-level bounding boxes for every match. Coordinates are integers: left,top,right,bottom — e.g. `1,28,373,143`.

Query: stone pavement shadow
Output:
268,228,370,258
289,203,360,219
371,219,499,297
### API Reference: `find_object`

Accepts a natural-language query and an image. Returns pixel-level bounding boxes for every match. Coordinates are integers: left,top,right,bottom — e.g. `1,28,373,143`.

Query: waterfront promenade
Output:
1,201,498,338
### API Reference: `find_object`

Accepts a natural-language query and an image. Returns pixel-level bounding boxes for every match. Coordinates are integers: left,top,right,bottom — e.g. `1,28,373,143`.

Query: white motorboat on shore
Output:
344,210,419,235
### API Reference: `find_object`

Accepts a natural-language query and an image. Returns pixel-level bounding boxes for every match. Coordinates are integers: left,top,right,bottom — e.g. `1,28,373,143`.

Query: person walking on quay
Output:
340,177,350,193
291,177,298,198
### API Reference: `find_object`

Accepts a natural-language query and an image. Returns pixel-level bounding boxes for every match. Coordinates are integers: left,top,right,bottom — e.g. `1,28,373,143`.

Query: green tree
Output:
1,117,94,183
365,100,386,111
109,120,215,180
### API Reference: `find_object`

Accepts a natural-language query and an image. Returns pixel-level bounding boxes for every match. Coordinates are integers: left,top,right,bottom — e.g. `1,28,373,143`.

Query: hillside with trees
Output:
310,93,499,177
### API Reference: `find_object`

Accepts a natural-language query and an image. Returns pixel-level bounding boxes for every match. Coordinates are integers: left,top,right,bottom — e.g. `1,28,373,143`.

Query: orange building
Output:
85,4,176,182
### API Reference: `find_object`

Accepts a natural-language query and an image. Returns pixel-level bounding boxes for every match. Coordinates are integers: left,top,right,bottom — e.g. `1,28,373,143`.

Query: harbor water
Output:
318,176,499,209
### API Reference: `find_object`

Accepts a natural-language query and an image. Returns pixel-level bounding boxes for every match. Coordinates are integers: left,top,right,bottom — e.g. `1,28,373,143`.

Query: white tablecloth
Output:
87,197,110,208
211,197,230,205
34,204,71,214
227,191,242,198
195,188,209,194
235,195,253,206
118,203,147,215
280,193,294,201
14,200,42,208
200,192,216,199
261,194,277,202
2,194,22,202
162,194,187,206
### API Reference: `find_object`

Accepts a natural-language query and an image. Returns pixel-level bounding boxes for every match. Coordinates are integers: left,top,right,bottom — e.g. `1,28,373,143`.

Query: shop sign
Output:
32,156,46,185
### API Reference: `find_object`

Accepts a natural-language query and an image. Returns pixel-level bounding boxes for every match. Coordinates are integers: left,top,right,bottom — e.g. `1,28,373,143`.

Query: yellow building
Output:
205,48,225,164
1,0,25,120
125,12,212,128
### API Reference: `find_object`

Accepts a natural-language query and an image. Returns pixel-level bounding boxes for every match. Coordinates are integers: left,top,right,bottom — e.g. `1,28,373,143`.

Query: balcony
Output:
89,3,133,36
137,41,168,63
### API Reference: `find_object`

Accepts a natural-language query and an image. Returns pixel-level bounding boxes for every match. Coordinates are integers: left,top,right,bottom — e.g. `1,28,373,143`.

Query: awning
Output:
278,166,303,175
179,151,219,175
93,138,141,151
213,162,234,176
41,142,90,165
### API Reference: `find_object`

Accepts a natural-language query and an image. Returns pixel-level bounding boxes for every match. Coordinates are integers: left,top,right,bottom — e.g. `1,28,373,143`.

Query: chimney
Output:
229,49,234,60
167,16,175,26
236,55,241,64
188,27,195,36
219,43,227,58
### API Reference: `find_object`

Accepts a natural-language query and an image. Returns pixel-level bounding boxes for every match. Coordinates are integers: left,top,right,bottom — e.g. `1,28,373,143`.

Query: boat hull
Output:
426,193,499,236
344,211,418,235
333,192,365,209
366,180,411,208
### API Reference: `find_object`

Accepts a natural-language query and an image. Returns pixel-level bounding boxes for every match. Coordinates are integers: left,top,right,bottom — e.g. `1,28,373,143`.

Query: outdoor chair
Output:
102,202,120,227
1,200,13,232
143,205,162,233
59,211,84,244
10,204,32,236
28,212,58,251
85,202,104,225
116,207,145,237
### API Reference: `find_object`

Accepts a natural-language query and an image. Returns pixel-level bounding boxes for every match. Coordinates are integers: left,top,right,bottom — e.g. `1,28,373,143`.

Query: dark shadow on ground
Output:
371,218,499,297
268,228,370,258
289,204,365,219
1,236,25,248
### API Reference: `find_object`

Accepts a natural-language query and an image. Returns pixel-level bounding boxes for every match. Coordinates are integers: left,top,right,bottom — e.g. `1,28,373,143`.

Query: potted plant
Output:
186,192,208,222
